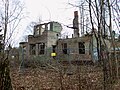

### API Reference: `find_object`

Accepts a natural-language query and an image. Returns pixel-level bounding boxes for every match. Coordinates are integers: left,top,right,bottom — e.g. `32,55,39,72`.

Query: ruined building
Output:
19,21,62,59
19,11,119,62
19,11,98,62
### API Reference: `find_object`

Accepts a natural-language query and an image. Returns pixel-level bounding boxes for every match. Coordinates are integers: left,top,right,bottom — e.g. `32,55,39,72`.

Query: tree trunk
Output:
0,56,13,90
107,0,119,82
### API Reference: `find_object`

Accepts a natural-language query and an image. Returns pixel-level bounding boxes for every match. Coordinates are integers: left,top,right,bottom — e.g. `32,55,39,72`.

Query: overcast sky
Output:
24,0,78,23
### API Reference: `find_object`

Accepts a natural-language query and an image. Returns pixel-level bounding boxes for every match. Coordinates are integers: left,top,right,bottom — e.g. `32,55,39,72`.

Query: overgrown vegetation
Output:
0,0,25,89
0,0,120,89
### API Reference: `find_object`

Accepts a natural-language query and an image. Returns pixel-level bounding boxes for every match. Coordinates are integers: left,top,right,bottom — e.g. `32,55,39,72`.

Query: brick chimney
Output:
73,11,79,37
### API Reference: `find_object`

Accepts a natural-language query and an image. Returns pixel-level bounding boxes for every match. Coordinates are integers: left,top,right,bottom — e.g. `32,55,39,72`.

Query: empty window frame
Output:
41,25,45,34
23,46,26,54
38,43,45,55
78,42,85,54
47,23,50,30
30,44,36,55
36,26,40,35
62,43,67,54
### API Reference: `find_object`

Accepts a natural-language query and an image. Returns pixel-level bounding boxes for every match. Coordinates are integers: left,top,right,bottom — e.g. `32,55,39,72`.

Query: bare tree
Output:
86,0,120,89
68,0,120,89
25,22,37,35
0,0,25,89
22,16,43,39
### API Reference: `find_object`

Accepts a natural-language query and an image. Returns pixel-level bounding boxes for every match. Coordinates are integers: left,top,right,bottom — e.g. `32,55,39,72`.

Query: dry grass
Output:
10,66,105,90
9,59,120,90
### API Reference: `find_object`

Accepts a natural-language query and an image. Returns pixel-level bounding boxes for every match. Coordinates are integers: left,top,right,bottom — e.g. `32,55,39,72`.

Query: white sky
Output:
24,0,78,23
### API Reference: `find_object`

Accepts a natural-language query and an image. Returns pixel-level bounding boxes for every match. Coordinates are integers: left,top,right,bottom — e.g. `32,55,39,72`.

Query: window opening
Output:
30,44,36,55
78,42,85,54
38,43,45,55
62,43,67,54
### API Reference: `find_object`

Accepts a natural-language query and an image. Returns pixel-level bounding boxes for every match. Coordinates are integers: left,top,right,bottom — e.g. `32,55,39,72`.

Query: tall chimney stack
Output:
73,11,79,37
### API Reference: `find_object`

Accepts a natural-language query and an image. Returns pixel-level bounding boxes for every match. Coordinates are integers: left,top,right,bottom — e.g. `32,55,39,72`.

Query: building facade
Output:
19,21,62,60
19,11,119,63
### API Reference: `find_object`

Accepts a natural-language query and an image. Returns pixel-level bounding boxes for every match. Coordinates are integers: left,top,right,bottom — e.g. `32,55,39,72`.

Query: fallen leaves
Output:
10,65,120,90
